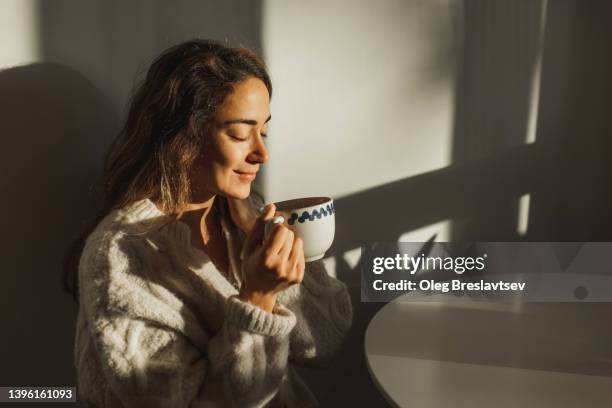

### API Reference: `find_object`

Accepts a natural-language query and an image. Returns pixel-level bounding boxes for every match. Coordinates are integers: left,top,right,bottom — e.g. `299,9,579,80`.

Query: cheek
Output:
198,139,238,169
209,144,249,189
216,142,247,169
193,136,250,191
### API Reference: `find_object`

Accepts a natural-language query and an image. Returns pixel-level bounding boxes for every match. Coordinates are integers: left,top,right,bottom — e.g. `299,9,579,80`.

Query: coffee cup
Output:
263,197,335,262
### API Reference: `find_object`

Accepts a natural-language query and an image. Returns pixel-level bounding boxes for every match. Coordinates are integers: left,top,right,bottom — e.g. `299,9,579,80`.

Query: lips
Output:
234,170,257,181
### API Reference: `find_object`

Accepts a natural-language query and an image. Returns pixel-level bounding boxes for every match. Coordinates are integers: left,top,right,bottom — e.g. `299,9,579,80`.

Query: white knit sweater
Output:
74,197,353,407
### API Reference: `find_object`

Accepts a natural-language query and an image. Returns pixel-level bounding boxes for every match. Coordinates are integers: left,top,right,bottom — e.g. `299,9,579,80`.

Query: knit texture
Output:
74,197,353,407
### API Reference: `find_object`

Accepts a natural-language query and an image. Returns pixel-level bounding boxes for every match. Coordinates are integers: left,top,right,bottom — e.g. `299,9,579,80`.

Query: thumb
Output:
242,203,276,257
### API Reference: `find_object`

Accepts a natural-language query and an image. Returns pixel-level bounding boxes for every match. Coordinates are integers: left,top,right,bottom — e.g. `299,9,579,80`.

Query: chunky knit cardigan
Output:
74,197,353,407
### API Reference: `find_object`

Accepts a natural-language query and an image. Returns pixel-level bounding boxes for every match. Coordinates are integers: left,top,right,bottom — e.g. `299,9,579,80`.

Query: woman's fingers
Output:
288,237,305,284
278,229,294,263
271,228,293,280
264,226,300,274
242,204,275,257
297,242,305,282
265,224,289,257
241,211,306,302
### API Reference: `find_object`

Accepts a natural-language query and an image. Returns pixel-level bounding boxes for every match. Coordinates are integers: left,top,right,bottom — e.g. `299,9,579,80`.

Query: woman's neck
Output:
154,194,230,273
178,195,216,214
177,195,220,244
153,194,220,244
181,196,230,273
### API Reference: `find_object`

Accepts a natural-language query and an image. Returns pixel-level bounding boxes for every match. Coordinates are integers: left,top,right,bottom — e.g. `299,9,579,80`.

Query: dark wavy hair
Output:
62,39,272,304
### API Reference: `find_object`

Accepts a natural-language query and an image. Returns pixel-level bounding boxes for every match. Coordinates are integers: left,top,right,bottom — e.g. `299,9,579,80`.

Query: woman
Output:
64,39,353,407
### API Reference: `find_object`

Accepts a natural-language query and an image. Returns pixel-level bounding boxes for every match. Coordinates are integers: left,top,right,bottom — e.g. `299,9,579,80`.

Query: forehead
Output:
216,77,270,120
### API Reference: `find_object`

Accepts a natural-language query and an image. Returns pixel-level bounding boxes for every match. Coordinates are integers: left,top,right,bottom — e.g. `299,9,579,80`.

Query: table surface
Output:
364,295,612,408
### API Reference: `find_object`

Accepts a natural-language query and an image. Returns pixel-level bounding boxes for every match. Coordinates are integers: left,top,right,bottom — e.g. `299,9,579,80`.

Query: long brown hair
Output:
62,39,272,304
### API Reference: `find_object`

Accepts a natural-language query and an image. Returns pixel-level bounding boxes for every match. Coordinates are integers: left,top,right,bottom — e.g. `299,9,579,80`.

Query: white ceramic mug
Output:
264,197,335,262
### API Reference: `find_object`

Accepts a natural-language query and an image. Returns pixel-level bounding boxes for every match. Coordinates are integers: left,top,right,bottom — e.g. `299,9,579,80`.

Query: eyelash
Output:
230,133,268,141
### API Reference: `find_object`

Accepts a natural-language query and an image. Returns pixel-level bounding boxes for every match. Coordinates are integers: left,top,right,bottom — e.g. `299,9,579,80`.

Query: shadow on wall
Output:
328,0,612,281
319,1,612,406
0,0,265,395
37,0,264,111
450,0,546,240
0,63,115,386
528,0,612,240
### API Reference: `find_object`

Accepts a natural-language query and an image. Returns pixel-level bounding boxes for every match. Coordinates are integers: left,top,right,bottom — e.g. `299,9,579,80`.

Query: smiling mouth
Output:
234,170,257,181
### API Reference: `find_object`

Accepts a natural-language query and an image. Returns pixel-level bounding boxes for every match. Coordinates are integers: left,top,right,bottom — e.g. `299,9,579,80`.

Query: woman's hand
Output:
239,204,305,312
227,196,260,235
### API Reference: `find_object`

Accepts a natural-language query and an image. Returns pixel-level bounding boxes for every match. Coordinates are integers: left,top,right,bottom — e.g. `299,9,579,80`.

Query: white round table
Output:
365,295,612,408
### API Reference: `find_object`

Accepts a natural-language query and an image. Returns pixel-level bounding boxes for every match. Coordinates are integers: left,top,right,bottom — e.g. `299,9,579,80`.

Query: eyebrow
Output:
221,114,272,126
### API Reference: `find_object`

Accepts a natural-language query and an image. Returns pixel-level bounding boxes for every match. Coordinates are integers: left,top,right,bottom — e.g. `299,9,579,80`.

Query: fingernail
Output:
271,215,285,224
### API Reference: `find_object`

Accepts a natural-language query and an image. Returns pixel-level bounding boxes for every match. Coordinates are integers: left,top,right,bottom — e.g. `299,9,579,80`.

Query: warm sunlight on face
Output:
190,77,271,201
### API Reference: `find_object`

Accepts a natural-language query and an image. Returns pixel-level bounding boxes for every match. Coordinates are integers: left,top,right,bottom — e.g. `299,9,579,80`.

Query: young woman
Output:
63,39,352,407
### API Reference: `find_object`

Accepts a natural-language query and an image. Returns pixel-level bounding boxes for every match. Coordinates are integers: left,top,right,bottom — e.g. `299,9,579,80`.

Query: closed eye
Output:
229,135,248,141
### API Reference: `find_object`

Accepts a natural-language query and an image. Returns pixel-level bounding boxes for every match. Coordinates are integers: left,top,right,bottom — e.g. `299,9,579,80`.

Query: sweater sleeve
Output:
276,259,353,367
78,231,296,408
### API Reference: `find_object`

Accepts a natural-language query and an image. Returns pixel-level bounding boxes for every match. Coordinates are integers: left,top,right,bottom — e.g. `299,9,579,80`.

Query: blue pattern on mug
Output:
287,202,335,225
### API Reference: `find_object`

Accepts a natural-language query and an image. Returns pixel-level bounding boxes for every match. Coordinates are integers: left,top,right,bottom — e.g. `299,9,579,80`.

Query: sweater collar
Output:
118,198,243,285
120,197,167,222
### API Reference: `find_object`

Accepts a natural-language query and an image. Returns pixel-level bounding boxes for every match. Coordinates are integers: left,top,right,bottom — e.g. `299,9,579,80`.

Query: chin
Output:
221,186,251,200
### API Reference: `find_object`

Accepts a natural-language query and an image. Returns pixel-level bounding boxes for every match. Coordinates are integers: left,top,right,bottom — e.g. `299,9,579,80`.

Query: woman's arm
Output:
78,231,296,407
276,259,353,367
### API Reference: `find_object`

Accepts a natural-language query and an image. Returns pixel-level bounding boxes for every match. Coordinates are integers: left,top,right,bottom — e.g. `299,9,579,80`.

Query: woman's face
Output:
190,77,270,201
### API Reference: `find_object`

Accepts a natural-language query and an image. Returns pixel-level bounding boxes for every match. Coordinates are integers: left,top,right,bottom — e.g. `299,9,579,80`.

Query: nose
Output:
247,134,269,164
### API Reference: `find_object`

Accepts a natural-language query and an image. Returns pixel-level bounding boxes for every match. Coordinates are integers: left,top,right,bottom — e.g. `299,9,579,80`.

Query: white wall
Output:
0,0,39,66
260,1,466,403
261,0,461,202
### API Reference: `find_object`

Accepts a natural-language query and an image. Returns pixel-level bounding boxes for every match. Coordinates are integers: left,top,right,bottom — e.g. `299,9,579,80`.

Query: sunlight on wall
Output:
260,0,461,202
517,194,531,236
343,247,362,270
0,0,40,68
525,0,548,144
321,256,337,279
